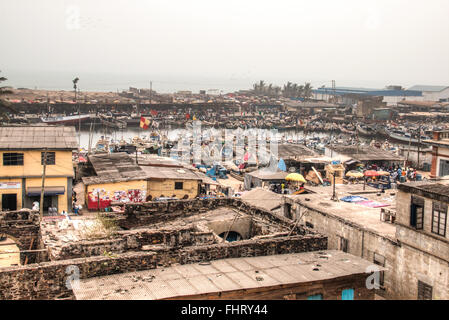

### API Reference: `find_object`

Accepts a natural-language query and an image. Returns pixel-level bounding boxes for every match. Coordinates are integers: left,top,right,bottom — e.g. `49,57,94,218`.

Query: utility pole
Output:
40,149,47,220
73,77,80,146
417,123,422,170
150,81,152,106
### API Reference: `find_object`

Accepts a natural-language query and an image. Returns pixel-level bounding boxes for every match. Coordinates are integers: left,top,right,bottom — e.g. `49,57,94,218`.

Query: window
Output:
439,160,449,177
410,196,424,230
3,153,24,166
174,182,183,190
41,152,55,165
307,294,323,300
432,202,447,237
339,237,349,253
418,281,432,300
373,253,386,288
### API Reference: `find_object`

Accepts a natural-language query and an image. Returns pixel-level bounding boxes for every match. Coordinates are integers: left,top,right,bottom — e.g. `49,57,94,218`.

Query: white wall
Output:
422,88,449,101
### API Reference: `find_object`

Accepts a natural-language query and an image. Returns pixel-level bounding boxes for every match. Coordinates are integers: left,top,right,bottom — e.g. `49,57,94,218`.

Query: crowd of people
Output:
366,164,422,183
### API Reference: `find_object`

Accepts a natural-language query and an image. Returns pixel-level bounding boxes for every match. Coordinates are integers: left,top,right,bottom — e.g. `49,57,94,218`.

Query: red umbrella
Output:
364,170,380,177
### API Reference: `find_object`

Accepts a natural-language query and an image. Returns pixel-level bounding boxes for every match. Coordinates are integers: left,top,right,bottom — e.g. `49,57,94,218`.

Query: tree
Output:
0,72,16,121
282,81,293,97
303,82,313,100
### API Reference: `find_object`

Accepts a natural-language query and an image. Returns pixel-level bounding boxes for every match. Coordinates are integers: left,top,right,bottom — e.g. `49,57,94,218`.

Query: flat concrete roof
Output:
72,250,376,300
289,184,397,240
240,188,283,212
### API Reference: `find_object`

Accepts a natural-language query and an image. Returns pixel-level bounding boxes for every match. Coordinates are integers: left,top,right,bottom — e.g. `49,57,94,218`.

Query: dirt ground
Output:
0,238,20,268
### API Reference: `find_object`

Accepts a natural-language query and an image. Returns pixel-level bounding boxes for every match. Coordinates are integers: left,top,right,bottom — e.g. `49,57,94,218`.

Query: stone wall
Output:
48,227,217,261
0,210,41,264
119,198,310,234
0,233,327,300
0,198,327,299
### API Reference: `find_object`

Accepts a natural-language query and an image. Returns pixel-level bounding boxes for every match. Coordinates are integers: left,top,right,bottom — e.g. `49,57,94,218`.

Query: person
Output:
392,171,398,182
32,201,39,211
281,183,285,194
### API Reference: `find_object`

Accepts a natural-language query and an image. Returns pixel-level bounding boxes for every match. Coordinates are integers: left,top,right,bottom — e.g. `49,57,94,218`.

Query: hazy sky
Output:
1,0,449,91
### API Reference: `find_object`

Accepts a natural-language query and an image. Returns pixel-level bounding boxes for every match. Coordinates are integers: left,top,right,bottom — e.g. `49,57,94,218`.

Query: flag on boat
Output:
140,117,150,129
150,109,158,116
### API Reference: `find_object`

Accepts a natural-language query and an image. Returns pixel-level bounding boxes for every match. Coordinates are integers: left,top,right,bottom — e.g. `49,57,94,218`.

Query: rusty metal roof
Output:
328,145,404,162
82,153,205,186
0,126,78,150
72,250,378,300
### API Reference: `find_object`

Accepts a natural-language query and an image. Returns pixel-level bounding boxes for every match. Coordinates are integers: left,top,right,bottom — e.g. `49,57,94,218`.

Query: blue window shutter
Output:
342,289,354,300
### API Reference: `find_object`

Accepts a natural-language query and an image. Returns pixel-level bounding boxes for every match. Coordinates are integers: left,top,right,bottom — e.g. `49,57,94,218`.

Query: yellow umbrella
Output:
346,171,364,178
285,173,306,183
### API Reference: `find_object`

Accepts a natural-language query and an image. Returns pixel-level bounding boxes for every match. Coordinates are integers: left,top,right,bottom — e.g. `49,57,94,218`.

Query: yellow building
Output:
0,126,78,213
82,153,210,209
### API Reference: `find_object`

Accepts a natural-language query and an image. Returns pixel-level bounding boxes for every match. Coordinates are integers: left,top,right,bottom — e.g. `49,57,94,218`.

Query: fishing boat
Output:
385,128,430,145
40,114,91,125
356,124,377,136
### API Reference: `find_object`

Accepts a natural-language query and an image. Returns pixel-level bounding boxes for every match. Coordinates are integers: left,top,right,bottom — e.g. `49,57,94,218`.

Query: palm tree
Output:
267,83,273,97
297,84,304,99
282,81,293,98
253,82,259,94
274,86,281,97
258,80,266,95
0,72,16,121
303,82,313,100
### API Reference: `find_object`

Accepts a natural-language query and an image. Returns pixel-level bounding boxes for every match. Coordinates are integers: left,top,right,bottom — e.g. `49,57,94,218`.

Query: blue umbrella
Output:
278,158,287,172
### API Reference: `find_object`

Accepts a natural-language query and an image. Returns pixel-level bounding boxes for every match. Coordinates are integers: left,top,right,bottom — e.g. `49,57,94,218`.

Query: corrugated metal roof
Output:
328,145,404,161
0,126,78,150
314,87,422,97
408,85,449,92
83,153,205,185
72,250,378,300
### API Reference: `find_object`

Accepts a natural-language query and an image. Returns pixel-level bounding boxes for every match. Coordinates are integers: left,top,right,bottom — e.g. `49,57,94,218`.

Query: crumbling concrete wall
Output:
287,196,449,300
284,198,400,299
393,190,449,299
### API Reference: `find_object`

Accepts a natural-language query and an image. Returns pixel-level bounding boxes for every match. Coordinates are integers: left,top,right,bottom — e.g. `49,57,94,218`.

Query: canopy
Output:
364,170,381,177
26,186,65,196
285,173,306,183
346,171,364,178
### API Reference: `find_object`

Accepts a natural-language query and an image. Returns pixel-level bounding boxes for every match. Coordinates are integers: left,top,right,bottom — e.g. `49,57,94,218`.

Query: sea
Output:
4,70,258,94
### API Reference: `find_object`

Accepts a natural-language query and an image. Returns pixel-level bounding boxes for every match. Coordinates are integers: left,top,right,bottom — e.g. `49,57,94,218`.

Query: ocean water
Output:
3,70,255,94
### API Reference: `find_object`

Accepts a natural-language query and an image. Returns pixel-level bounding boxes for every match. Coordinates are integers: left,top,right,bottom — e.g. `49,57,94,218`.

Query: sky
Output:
1,0,449,92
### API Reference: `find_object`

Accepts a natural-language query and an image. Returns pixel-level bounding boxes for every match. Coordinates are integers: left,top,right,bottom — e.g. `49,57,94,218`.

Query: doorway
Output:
2,194,17,211
29,196,55,214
